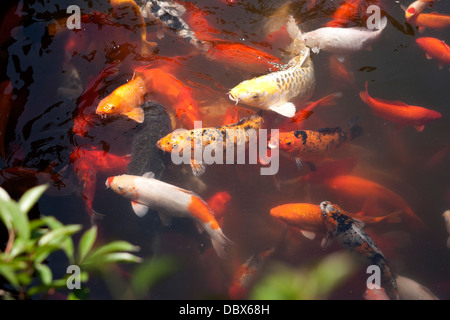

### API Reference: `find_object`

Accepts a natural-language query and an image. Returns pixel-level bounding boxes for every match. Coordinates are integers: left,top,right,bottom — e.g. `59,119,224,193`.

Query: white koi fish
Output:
299,16,388,54
106,172,232,258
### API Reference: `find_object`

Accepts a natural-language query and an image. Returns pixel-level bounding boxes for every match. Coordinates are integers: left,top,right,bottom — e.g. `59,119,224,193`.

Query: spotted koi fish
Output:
268,119,362,171
320,201,399,300
156,111,264,176
106,172,232,258
137,0,206,50
228,49,316,118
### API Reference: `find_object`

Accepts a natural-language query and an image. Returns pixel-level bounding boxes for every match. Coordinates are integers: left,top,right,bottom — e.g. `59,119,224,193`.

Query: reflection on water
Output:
0,0,449,299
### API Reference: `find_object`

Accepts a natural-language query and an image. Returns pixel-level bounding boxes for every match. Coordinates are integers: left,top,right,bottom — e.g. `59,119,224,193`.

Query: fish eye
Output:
118,186,123,190
286,141,292,146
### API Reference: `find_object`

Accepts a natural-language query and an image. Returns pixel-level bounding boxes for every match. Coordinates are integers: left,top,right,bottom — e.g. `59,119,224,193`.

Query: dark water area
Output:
0,0,449,300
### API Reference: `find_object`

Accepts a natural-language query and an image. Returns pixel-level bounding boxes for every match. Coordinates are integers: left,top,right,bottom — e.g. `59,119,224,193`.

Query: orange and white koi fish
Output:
268,120,362,171
106,172,232,258
323,175,424,229
156,112,264,176
95,73,147,123
408,12,450,32
404,0,435,20
320,201,399,300
229,248,275,299
415,37,450,70
229,49,315,118
359,82,441,132
270,203,401,240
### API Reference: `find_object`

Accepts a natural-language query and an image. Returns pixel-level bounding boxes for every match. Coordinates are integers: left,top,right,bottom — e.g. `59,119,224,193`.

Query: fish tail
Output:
359,81,371,105
211,228,233,259
379,260,399,300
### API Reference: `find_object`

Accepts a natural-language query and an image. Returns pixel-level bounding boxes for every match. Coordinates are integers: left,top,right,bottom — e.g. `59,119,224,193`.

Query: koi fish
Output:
206,42,282,74
206,191,231,222
323,175,424,229
268,119,362,171
300,16,387,54
229,248,275,299
228,50,316,118
443,210,450,249
179,1,224,42
70,146,131,221
329,55,356,88
95,73,147,123
320,201,399,300
326,0,364,28
396,275,439,300
415,37,450,70
156,112,263,176
270,203,401,240
137,0,206,50
359,82,441,132
407,12,450,32
404,0,434,20
277,92,342,132
105,172,233,258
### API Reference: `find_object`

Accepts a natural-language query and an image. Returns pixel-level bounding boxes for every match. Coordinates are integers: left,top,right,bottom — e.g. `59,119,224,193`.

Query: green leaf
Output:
10,202,30,241
131,257,178,297
0,265,19,288
86,241,140,261
78,226,97,263
0,201,15,232
18,184,48,214
38,224,82,247
61,237,75,264
33,244,60,265
84,252,142,266
67,287,89,300
35,264,53,286
0,187,11,201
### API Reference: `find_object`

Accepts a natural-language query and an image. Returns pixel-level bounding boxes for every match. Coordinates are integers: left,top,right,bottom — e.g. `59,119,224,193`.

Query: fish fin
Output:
418,27,425,33
293,156,303,170
352,218,365,229
125,107,145,123
400,4,407,12
90,210,105,226
211,228,233,259
131,201,149,217
321,231,334,249
426,53,433,60
158,212,172,226
306,161,316,172
269,102,296,118
190,159,206,176
414,125,425,132
143,172,155,179
300,230,316,240
194,221,204,234
384,210,403,224
311,46,320,54
337,56,345,63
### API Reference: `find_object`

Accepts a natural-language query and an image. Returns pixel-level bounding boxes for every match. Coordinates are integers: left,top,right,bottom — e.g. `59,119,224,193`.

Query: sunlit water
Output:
1,0,449,299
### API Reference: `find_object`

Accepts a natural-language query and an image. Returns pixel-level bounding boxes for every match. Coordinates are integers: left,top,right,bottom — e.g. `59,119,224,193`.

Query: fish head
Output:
156,130,191,154
105,175,138,198
269,205,294,224
96,94,124,118
229,79,275,108
319,201,341,232
271,132,300,154
299,32,321,52
405,7,416,19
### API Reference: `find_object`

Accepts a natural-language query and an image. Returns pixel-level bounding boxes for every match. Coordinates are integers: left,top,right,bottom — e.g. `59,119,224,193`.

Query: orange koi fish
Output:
278,92,342,132
206,42,282,74
180,1,224,42
415,37,450,70
359,82,441,132
222,107,240,126
70,146,131,221
270,203,401,240
106,172,233,258
326,0,364,28
323,175,424,229
408,12,450,32
320,201,399,300
329,55,356,88
268,120,362,171
229,248,275,299
206,191,232,222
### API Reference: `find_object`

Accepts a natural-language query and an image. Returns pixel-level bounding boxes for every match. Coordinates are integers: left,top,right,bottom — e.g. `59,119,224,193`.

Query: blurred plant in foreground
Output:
250,251,359,300
0,184,148,300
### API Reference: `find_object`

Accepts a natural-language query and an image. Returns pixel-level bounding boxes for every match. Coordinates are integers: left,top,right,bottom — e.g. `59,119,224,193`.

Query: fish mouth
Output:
228,92,239,105
105,177,113,188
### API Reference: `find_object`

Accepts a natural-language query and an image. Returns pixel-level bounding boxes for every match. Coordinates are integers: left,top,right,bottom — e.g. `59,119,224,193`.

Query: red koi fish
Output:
205,42,282,73
278,92,342,132
326,0,364,28
70,146,131,221
359,82,441,132
222,107,240,126
415,37,450,70
329,55,356,88
180,1,224,42
206,191,231,222
323,175,424,229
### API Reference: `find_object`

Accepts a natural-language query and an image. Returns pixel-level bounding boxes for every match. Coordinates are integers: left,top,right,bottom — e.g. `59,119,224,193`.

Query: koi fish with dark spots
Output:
106,172,232,258
156,111,264,176
268,119,362,171
319,201,399,300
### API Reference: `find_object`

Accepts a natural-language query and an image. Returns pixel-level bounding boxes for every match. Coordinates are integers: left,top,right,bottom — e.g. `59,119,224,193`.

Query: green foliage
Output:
0,185,144,300
250,251,359,300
